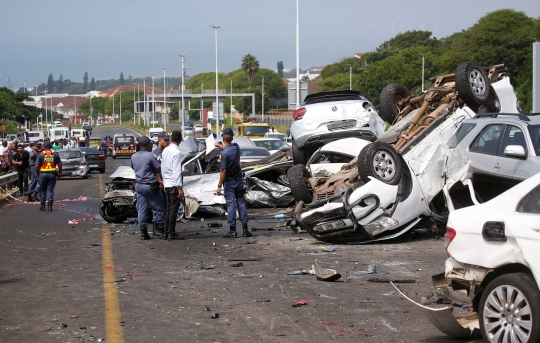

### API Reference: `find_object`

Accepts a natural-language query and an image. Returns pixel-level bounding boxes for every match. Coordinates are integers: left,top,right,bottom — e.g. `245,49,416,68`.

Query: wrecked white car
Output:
396,170,540,342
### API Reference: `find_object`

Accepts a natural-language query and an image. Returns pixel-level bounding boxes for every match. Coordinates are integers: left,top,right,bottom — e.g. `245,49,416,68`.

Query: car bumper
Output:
292,127,377,150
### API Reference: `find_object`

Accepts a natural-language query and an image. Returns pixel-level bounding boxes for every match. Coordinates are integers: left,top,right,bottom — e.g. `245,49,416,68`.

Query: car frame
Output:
56,148,90,179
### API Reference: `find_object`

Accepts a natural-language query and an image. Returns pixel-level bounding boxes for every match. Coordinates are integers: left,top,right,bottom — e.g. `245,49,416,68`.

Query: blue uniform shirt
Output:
220,143,240,171
130,150,160,183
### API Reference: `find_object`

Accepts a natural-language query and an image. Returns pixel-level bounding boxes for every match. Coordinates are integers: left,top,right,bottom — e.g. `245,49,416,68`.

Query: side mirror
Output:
504,145,526,158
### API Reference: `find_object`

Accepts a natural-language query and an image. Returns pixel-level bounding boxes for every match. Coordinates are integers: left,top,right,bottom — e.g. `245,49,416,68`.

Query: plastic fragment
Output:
292,299,308,307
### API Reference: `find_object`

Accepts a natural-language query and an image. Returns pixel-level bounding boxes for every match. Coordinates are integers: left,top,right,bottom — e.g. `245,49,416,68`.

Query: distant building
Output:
354,52,365,59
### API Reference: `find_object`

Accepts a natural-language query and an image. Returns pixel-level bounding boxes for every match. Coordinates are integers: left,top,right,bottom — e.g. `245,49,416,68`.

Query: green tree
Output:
120,72,124,85
0,87,42,125
47,73,54,93
83,72,89,90
121,110,132,122
57,74,64,92
241,54,259,85
90,77,96,91
277,61,284,77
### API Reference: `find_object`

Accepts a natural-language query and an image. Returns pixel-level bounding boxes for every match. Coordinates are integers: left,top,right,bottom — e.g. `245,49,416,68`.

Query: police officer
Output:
27,143,40,202
130,136,165,240
99,137,108,159
215,128,252,238
150,131,169,238
35,141,62,211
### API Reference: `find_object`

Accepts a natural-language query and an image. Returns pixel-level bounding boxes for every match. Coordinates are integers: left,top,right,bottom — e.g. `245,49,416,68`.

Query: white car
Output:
194,124,204,133
404,171,540,342
264,132,286,141
252,138,290,155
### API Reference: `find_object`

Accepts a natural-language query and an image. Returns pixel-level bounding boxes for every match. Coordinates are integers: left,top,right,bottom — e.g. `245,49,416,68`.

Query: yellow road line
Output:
100,174,125,343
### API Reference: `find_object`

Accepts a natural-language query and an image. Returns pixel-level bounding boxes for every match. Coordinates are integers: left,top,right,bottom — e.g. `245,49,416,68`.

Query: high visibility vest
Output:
40,150,56,172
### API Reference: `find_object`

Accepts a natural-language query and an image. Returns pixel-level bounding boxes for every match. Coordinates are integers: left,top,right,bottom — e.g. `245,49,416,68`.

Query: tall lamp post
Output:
261,76,265,122
179,52,186,133
296,0,300,109
151,73,155,127
163,67,167,130
210,25,220,136
420,53,425,92
348,64,352,90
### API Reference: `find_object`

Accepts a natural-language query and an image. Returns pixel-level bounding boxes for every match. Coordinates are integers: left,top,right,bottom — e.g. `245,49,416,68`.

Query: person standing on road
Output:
27,143,40,202
161,130,185,240
99,137,108,159
215,128,252,238
151,131,170,238
130,136,165,240
35,141,62,211
12,144,30,197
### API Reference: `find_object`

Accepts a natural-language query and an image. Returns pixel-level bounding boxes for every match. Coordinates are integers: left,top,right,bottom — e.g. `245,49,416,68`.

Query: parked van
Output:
71,129,90,146
48,127,69,141
148,127,164,143
24,131,45,143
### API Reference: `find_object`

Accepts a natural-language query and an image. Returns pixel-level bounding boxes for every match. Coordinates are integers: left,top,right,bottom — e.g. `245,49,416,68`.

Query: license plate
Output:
89,164,99,167
121,146,128,149
313,219,352,232
327,120,356,131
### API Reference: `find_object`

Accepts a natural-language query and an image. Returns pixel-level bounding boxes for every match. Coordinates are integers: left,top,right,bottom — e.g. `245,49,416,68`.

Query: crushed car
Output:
290,61,520,243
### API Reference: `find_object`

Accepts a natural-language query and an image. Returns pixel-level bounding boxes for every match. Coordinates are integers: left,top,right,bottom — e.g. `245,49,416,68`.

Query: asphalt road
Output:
0,129,484,342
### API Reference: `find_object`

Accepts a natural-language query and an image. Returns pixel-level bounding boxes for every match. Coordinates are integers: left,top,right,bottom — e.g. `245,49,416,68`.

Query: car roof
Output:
251,138,284,141
231,136,256,147
303,90,363,104
469,113,540,124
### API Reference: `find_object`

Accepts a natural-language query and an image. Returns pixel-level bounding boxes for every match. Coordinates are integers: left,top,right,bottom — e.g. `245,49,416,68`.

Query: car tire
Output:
379,83,411,124
358,142,402,185
455,61,490,106
478,272,540,343
99,169,105,174
485,85,501,113
287,164,313,204
292,139,306,165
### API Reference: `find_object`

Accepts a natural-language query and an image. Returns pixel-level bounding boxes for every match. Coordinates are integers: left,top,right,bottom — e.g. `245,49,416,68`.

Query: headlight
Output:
363,216,399,236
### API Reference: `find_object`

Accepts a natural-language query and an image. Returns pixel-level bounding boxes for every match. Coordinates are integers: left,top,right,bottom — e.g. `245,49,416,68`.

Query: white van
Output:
48,127,69,141
24,131,44,143
148,128,164,143
71,129,90,146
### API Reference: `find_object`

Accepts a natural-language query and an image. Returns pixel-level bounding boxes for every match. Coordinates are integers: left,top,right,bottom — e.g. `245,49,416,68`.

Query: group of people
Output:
0,139,62,211
130,128,251,240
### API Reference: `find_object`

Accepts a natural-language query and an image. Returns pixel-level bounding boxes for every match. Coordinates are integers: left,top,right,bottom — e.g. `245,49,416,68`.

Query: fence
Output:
0,172,19,194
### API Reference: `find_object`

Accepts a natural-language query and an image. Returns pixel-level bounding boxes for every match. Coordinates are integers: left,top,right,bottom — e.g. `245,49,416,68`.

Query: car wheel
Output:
99,169,105,174
455,61,491,106
379,83,411,124
478,273,540,343
292,139,306,165
287,164,313,204
358,142,402,185
176,199,186,222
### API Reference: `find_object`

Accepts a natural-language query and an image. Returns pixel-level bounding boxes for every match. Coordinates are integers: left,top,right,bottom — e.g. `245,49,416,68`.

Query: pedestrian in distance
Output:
151,131,170,238
130,136,165,240
35,141,62,211
12,144,30,196
27,143,41,202
214,128,252,238
161,130,185,240
99,137,108,159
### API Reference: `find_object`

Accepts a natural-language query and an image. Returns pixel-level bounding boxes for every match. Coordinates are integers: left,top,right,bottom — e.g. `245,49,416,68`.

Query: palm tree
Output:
241,54,259,85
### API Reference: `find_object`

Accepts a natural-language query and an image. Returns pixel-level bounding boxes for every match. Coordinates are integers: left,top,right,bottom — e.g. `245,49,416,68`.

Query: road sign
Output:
1,125,6,131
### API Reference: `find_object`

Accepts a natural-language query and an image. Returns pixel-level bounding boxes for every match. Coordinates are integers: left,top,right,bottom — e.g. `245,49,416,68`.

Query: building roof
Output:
354,52,365,58
98,84,165,98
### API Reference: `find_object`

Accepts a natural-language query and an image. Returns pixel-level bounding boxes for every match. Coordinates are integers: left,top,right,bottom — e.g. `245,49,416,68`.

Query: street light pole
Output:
120,92,122,125
296,0,300,109
420,54,425,92
230,79,233,126
348,64,352,90
210,25,220,136
262,76,265,122
180,52,186,134
163,67,167,131
152,73,155,127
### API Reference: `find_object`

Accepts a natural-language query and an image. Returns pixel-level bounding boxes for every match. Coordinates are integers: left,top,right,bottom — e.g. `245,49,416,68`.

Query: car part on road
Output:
312,259,341,282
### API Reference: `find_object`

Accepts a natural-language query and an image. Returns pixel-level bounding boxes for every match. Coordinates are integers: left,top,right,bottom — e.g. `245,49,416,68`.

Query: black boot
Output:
222,226,237,238
242,223,252,237
27,194,33,202
153,225,164,239
47,201,53,211
39,202,46,211
168,232,185,240
140,227,151,240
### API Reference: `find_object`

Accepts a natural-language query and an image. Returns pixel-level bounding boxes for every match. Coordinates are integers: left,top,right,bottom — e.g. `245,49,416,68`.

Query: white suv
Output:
289,90,385,165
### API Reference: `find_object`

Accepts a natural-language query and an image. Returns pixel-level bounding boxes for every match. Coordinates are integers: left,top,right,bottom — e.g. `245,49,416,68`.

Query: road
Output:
0,127,483,342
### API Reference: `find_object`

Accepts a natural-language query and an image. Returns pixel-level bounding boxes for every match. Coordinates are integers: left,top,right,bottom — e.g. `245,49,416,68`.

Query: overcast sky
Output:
1,0,539,90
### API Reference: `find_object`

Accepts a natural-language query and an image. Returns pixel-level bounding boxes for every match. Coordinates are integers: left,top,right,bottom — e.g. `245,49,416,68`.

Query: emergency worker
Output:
130,136,165,240
215,128,252,238
150,131,169,238
35,141,62,211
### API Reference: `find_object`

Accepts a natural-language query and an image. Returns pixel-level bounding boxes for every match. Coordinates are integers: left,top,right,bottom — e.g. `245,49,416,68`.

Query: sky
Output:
1,0,540,91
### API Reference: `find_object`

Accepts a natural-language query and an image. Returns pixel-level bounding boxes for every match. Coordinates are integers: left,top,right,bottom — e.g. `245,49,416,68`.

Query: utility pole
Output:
262,76,265,122
210,25,220,136
152,73,155,127
230,79,233,126
179,53,187,133
163,67,167,131
295,0,300,109
120,92,122,125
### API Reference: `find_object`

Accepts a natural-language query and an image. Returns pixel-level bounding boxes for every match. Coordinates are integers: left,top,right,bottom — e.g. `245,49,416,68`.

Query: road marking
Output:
100,174,125,343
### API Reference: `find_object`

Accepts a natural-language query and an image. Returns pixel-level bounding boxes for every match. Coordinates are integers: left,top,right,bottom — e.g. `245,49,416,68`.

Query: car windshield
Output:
243,126,269,136
27,133,40,137
240,147,271,157
528,125,540,155
310,151,354,164
58,151,81,159
254,140,288,150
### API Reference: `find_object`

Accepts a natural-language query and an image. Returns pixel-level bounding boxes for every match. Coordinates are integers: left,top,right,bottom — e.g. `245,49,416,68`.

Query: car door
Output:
512,184,540,279
492,124,530,179
465,123,504,176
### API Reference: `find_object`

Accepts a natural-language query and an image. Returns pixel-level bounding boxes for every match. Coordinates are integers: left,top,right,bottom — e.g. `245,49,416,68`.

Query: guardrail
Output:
0,172,19,193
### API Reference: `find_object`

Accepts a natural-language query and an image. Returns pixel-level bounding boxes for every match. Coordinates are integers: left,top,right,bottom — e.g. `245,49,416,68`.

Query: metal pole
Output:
152,73,155,127
210,25,220,136
349,64,352,90
180,52,186,134
90,96,92,124
533,42,539,113
296,0,300,109
163,67,167,131
262,76,264,122
143,79,146,126
230,79,233,126
201,81,204,122
112,94,114,122
420,54,425,92
120,92,122,125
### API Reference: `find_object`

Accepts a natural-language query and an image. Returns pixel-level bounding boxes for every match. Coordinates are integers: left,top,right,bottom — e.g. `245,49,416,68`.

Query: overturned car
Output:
290,61,520,243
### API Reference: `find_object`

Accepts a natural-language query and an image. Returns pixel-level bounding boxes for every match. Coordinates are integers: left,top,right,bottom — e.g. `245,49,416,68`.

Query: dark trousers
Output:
164,187,181,234
28,166,39,194
39,172,56,202
17,169,28,194
224,178,248,227
135,183,165,229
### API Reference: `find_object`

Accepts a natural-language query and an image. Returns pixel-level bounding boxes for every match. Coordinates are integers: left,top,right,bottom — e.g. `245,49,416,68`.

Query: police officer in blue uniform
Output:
130,136,166,240
215,128,252,238
35,141,62,211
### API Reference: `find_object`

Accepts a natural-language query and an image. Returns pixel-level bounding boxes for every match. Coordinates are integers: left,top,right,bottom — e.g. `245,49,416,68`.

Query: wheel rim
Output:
483,285,532,343
469,68,486,96
176,201,186,222
372,150,396,181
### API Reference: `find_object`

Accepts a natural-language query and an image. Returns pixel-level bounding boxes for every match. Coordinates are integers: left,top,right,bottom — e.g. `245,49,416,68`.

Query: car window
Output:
311,152,353,164
500,125,527,157
449,123,476,148
240,148,270,157
114,136,135,144
517,185,540,214
527,125,540,155
243,126,269,136
469,124,504,155
58,151,81,159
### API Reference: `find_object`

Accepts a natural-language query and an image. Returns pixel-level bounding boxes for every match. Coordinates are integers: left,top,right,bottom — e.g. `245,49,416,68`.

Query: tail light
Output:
98,154,105,159
444,226,456,249
293,107,306,121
